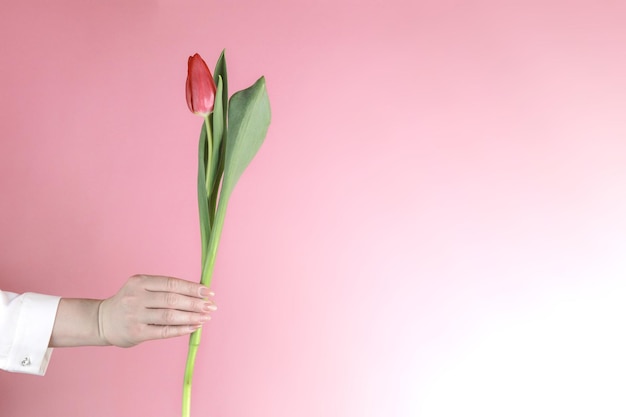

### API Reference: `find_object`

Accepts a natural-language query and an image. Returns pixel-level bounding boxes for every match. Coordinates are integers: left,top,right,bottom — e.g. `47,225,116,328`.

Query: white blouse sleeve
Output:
0,291,61,375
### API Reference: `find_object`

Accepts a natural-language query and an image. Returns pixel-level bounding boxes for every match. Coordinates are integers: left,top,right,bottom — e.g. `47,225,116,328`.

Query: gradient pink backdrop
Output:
1,1,626,416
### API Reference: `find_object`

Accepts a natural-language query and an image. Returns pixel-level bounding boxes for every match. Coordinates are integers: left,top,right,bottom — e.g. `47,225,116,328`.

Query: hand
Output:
98,274,216,347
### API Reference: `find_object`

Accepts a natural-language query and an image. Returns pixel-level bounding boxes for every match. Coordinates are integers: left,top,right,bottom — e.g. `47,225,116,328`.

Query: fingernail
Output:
203,302,217,312
200,315,211,322
200,287,210,297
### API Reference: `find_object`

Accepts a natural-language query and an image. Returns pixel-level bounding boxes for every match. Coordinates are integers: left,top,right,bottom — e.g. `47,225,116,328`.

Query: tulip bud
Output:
186,53,217,116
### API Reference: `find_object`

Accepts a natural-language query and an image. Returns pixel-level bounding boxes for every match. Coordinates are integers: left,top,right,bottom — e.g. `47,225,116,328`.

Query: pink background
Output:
1,1,626,416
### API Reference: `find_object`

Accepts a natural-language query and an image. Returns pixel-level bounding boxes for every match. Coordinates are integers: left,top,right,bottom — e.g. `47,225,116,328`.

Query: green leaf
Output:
220,76,271,201
208,148,225,228
208,51,229,225
197,121,210,267
209,76,225,193
213,49,228,123
200,76,270,286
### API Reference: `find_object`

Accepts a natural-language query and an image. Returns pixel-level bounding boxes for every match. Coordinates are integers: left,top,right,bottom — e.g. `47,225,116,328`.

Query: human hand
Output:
98,274,216,347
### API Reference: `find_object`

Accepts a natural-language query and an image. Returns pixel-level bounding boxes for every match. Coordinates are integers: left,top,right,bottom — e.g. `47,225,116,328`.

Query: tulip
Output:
186,53,216,116
181,50,270,417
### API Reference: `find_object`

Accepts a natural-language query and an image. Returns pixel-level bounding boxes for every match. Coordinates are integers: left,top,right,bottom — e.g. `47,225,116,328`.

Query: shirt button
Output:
21,357,31,367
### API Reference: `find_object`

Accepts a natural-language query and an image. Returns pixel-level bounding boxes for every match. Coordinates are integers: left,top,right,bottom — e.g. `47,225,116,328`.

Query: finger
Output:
141,324,203,341
136,275,212,298
145,291,217,312
144,308,211,326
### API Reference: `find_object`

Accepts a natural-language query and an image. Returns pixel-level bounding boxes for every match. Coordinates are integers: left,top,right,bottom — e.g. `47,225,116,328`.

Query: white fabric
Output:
0,291,61,375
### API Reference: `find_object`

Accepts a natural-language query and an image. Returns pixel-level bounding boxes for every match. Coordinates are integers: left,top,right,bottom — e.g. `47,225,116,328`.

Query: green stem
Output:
181,225,221,417
198,123,209,268
182,116,215,417
182,327,202,417
181,210,223,417
204,116,214,227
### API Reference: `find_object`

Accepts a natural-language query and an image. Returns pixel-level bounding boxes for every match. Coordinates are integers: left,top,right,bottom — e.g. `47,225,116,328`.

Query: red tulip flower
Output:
186,53,216,116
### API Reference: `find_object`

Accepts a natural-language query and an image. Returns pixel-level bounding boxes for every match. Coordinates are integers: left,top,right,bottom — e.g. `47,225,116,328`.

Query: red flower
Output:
186,53,216,116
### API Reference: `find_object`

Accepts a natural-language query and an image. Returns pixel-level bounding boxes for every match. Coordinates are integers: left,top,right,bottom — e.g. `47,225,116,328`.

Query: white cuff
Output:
0,292,61,375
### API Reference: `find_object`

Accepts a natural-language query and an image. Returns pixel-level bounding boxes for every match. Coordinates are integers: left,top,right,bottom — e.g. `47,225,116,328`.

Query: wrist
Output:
96,299,112,346
50,298,111,347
